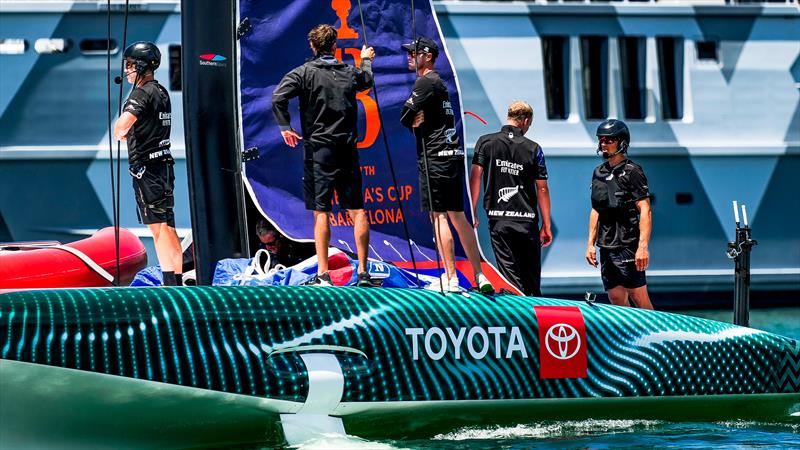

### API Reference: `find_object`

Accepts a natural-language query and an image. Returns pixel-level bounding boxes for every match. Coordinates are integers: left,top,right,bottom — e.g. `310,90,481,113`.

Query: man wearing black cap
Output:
399,37,493,294
113,41,182,286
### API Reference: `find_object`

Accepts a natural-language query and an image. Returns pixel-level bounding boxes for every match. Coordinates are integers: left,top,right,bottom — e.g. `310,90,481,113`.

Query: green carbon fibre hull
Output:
340,394,800,440
2,360,797,448
1,286,798,447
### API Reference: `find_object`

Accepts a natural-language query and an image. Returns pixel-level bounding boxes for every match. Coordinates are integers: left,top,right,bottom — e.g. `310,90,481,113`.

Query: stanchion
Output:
726,200,757,327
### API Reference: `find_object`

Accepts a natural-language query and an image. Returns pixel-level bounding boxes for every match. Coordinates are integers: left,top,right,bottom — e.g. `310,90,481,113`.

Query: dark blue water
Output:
286,307,800,450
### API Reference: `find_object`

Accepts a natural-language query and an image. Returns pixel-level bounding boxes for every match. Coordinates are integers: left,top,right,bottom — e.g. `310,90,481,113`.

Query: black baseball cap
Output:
401,37,439,57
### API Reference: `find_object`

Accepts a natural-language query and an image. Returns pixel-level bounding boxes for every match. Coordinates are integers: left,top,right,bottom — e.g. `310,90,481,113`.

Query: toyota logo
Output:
544,323,581,360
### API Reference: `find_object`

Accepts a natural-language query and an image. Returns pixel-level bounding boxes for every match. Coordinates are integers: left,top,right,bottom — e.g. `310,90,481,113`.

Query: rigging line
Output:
410,0,444,295
355,0,421,288
106,0,117,286
114,0,133,286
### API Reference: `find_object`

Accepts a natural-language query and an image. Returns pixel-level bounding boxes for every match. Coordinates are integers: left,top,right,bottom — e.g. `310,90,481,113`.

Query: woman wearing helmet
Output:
585,119,653,309
113,41,182,286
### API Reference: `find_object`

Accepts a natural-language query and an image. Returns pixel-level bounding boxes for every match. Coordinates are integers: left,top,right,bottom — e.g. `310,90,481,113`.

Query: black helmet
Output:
123,41,161,73
596,119,630,153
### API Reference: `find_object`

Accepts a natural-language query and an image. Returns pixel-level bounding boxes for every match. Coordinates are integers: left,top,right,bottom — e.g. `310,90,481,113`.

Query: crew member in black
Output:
399,37,493,294
113,41,182,286
470,101,552,297
585,119,653,309
255,219,309,268
272,24,375,287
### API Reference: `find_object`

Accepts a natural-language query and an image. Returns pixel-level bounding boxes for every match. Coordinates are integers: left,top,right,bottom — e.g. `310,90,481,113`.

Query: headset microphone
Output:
114,76,123,85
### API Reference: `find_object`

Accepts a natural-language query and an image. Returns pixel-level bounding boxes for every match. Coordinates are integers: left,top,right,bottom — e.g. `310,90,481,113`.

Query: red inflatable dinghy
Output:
0,227,147,288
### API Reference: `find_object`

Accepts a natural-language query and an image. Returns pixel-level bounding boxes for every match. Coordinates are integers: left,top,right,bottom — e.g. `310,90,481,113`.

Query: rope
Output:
3,243,115,283
354,0,421,288
410,0,444,294
106,0,133,285
106,0,118,285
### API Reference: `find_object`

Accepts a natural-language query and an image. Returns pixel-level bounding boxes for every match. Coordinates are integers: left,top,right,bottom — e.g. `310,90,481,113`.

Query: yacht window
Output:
657,36,684,120
580,36,608,120
79,39,118,55
618,36,646,120
0,39,28,55
696,41,718,62
542,36,570,120
34,38,71,54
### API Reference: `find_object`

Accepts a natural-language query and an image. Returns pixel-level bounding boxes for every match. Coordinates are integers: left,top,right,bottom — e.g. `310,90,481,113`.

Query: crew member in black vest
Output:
113,41,182,286
585,119,654,309
272,24,375,287
469,101,552,296
400,36,494,294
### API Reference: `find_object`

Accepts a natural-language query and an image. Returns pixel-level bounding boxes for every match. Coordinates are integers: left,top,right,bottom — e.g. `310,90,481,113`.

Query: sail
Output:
237,0,516,289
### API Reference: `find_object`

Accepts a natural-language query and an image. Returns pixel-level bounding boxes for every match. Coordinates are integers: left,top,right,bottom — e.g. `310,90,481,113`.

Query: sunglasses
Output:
262,238,279,249
598,136,619,144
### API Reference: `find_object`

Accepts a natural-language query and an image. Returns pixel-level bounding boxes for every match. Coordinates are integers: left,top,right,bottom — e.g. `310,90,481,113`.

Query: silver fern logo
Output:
498,186,520,203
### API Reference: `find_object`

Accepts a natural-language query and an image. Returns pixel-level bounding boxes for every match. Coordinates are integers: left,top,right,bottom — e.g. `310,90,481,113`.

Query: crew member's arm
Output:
626,167,652,271
469,165,484,229
535,146,552,247
114,112,137,141
354,45,375,90
399,77,432,130
635,198,651,271
114,87,147,140
585,208,599,267
536,179,552,247
272,68,303,147
469,136,488,229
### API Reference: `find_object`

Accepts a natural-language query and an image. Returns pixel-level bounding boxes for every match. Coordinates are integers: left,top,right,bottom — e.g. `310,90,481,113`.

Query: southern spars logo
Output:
199,53,227,67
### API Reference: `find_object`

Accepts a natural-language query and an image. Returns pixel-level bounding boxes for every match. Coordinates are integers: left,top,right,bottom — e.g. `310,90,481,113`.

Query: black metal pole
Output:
181,0,249,284
728,201,757,327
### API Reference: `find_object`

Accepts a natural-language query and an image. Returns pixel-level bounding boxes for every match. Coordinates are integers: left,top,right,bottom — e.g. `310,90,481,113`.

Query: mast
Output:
181,0,248,284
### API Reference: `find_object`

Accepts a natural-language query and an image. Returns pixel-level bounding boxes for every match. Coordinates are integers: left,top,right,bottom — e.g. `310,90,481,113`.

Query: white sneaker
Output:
475,272,494,294
446,275,461,293
436,274,461,293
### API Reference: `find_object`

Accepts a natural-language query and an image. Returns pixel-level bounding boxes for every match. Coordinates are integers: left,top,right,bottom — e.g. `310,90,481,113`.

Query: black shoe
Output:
356,272,373,287
309,272,333,286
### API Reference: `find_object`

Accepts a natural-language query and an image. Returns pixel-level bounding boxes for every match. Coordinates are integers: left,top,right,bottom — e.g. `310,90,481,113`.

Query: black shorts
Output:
131,161,175,227
303,146,363,212
599,246,646,290
418,157,464,212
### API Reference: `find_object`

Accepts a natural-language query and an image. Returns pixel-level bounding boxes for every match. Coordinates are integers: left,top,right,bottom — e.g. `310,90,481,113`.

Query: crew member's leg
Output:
628,285,653,309
348,209,368,274
135,162,182,285
149,223,182,271
336,153,369,277
489,221,523,292
307,152,337,277
489,221,540,296
616,246,652,309
313,211,331,274
448,211,483,278
606,286,630,306
431,211,456,280
601,247,652,308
